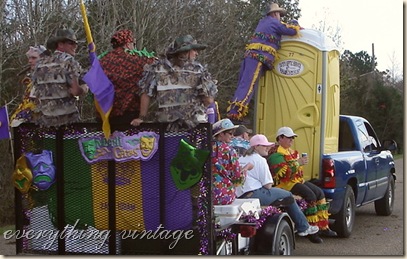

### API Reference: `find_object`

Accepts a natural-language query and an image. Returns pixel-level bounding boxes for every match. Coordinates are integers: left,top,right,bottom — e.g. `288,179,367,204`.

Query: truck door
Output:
356,119,386,202
362,121,390,200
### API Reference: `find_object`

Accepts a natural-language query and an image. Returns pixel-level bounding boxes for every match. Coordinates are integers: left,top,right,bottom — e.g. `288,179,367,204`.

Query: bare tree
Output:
385,51,402,85
311,7,343,51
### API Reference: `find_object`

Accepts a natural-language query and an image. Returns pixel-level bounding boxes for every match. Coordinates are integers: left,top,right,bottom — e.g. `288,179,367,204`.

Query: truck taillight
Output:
322,158,336,188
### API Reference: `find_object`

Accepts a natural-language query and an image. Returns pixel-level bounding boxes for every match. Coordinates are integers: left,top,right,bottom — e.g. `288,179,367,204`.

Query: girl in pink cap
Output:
236,134,319,238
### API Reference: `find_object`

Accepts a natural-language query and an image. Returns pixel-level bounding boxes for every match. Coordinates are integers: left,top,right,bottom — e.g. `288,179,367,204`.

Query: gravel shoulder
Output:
0,236,16,255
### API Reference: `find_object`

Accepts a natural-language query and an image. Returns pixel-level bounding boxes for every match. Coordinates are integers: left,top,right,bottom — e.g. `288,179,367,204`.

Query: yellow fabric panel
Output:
92,160,145,230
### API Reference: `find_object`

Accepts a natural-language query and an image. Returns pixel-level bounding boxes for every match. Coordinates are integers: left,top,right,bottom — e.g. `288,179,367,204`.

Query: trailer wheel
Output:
251,215,294,255
332,185,355,238
272,220,293,255
374,176,394,216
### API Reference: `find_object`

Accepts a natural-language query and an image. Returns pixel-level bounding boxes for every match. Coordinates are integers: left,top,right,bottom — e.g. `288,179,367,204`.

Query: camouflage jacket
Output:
139,57,218,130
31,51,85,127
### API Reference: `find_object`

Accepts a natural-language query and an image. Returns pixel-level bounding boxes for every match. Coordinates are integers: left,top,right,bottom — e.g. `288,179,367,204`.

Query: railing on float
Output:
13,122,214,255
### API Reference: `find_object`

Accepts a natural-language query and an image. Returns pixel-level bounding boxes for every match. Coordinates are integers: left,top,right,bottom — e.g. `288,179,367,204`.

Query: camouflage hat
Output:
26,45,48,58
166,35,207,55
46,29,79,51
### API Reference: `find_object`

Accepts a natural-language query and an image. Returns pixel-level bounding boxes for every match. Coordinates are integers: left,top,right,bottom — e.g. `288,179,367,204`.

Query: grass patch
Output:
0,225,15,234
393,153,403,160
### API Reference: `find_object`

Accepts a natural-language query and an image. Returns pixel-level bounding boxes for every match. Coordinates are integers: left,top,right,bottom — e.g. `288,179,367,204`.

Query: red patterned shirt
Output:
100,48,154,118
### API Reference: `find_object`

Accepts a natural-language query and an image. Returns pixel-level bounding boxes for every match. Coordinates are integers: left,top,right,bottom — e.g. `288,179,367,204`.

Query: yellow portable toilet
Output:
255,29,340,180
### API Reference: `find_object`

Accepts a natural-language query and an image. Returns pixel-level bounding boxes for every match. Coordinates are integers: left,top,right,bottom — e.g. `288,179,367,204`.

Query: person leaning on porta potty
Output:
226,2,302,122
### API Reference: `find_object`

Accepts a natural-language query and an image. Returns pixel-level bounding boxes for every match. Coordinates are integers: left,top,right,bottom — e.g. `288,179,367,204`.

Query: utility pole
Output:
371,43,375,71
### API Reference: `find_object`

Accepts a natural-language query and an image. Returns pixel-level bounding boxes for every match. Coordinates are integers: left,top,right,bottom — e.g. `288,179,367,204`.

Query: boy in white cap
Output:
236,134,319,238
269,126,337,243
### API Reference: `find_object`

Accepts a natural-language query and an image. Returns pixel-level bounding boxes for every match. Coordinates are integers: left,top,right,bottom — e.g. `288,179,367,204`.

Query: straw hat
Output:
264,3,287,16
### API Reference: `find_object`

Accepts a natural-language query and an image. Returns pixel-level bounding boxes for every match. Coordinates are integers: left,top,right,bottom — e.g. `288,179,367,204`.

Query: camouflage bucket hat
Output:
46,29,79,51
166,35,207,55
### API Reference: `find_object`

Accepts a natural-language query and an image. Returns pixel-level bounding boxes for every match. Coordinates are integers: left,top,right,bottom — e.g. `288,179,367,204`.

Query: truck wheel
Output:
374,176,395,216
332,185,355,238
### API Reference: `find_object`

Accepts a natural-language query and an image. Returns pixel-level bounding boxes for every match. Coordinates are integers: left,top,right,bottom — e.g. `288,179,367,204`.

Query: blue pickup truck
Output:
316,115,396,237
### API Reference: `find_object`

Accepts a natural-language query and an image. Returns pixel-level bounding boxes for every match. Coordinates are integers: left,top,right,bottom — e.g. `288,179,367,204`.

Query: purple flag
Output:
83,46,115,139
206,101,220,124
83,51,114,114
0,106,10,140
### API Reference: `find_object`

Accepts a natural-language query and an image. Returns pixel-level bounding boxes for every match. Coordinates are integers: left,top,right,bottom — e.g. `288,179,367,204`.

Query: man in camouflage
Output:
31,29,88,127
130,35,218,131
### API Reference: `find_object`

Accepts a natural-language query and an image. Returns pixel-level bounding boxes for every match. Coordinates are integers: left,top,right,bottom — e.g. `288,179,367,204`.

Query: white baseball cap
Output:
276,127,298,138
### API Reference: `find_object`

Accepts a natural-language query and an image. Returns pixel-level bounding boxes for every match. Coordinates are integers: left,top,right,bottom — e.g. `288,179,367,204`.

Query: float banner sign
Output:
79,131,159,163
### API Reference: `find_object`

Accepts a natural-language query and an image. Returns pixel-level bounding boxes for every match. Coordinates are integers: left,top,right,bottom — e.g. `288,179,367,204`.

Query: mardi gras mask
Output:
25,150,56,191
140,135,156,157
170,139,210,190
13,155,33,193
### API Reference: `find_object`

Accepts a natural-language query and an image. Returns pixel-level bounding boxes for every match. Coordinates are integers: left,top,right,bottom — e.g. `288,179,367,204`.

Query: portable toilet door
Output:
254,29,340,180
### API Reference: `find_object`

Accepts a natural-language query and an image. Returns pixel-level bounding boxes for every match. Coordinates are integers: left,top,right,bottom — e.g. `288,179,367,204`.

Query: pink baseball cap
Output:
250,134,275,147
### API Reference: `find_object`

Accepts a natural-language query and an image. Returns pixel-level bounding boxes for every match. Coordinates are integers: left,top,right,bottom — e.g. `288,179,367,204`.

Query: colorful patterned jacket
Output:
212,140,245,205
268,145,304,191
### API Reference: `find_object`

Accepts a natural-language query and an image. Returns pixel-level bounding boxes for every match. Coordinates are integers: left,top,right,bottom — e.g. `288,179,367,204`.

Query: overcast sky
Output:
298,0,403,74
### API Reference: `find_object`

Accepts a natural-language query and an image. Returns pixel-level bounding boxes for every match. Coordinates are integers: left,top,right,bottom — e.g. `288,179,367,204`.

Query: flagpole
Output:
79,0,113,139
79,0,94,49
7,105,15,162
